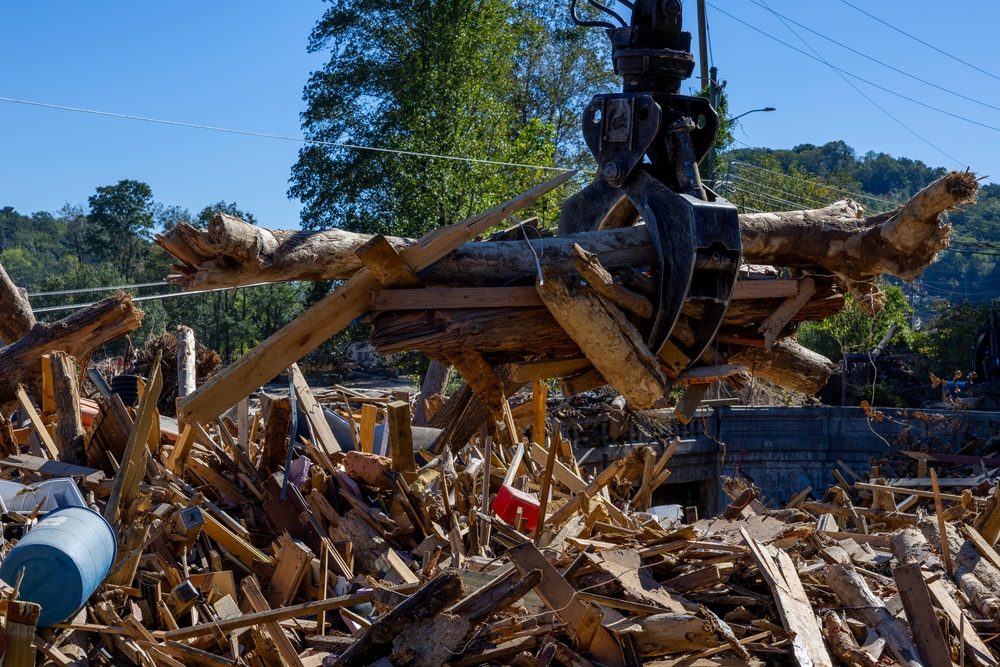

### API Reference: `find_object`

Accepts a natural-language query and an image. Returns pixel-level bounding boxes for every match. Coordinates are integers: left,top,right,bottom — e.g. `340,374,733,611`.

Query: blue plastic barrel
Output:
0,506,117,626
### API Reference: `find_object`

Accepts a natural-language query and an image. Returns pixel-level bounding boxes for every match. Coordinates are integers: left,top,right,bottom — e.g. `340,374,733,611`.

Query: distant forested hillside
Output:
720,142,1000,315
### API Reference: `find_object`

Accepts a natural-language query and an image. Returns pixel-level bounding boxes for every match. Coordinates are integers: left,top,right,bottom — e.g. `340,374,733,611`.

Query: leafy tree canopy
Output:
289,0,615,237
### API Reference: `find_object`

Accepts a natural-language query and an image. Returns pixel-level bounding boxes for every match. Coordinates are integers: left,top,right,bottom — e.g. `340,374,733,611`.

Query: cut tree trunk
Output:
0,293,144,407
50,351,87,467
0,262,35,345
157,172,976,311
412,359,451,427
155,171,975,403
536,265,668,410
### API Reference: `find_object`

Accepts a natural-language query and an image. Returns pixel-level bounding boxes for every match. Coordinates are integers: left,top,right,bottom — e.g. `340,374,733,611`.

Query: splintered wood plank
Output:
289,363,342,460
371,287,542,310
356,235,423,288
4,600,40,667
165,423,197,474
386,400,415,474
243,577,306,667
506,541,626,667
925,576,997,667
893,563,952,667
16,385,57,459
200,510,273,576
103,352,163,526
0,454,104,484
176,172,574,426
265,534,314,608
359,404,378,454
741,528,833,667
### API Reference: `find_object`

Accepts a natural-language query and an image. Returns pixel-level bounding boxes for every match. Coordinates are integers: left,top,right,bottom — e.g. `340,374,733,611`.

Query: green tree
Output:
87,180,155,278
289,0,612,237
798,282,912,360
910,299,988,378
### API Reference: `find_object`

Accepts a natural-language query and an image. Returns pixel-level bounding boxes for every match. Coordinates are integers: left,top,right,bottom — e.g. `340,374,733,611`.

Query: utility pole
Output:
697,0,709,90
703,66,721,185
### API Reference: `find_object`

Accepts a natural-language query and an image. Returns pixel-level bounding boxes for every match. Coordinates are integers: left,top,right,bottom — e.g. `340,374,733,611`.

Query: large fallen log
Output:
0,293,144,405
157,172,975,308
158,171,973,409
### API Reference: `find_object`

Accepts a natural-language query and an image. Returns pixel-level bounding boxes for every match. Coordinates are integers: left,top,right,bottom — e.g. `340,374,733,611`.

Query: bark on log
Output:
728,341,834,395
0,262,35,345
50,351,87,467
536,265,668,410
824,563,924,667
156,171,976,311
412,359,451,427
821,611,884,667
177,325,196,398
0,293,144,406
918,514,1000,618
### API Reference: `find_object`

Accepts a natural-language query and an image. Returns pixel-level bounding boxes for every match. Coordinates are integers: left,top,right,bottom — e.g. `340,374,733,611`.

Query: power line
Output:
28,281,169,298
0,96,577,174
745,0,1000,115
835,0,1000,84
728,161,893,207
708,3,976,163
725,172,830,208
32,282,274,314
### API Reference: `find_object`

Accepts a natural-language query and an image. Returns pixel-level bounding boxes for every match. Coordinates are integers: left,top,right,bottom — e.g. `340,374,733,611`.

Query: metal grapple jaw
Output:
569,0,742,385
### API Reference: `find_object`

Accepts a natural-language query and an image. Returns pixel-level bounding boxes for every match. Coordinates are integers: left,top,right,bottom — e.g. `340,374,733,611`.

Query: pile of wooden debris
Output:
0,329,998,667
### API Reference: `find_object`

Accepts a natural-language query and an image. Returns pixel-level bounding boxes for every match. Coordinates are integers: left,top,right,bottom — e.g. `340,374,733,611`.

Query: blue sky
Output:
1,1,998,228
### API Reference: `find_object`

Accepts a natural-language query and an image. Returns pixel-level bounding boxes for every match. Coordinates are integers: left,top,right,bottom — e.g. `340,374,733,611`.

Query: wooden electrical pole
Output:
697,0,709,90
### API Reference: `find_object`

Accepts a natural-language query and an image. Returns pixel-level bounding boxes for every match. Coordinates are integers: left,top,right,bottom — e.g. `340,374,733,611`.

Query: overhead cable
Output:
0,96,576,173
708,3,972,164
745,0,1000,114
835,0,1000,84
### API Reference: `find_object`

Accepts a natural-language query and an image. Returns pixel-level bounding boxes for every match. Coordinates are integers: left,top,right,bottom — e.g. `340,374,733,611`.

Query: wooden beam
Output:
371,287,542,310
243,576,306,667
506,541,625,667
356,235,423,288
104,352,163,526
359,404,378,454
4,601,40,667
742,528,833,667
386,400,415,474
510,358,592,383
176,172,573,426
16,385,57,459
893,563,953,667
289,363,342,460
758,277,817,351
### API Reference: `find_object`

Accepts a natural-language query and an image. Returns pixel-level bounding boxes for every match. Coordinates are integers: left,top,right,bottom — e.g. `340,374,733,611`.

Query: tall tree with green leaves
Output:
289,0,613,237
86,179,155,278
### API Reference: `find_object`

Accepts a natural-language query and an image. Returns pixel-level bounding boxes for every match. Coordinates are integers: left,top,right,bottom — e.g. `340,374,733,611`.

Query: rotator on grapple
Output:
560,0,742,389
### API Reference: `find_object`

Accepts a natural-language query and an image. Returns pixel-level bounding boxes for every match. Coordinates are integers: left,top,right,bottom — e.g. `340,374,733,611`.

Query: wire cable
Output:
835,0,1000,84
31,282,274,314
729,161,894,207
708,3,973,164
27,281,169,297
0,97,577,174
745,0,1000,115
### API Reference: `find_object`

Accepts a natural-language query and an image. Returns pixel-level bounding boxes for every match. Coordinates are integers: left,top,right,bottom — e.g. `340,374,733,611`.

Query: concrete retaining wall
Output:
570,406,1000,517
